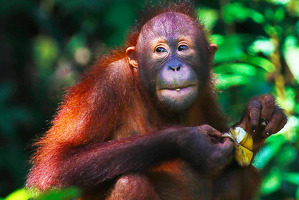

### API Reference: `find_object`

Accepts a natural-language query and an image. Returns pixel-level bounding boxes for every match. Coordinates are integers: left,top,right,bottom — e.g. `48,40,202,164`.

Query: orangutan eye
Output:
178,45,189,51
156,47,167,53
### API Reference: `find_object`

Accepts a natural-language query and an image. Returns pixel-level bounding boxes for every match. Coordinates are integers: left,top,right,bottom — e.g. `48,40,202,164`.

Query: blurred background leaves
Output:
0,0,298,199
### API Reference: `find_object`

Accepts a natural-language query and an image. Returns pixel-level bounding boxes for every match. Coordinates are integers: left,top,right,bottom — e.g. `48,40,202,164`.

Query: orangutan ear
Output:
126,46,138,69
209,43,218,63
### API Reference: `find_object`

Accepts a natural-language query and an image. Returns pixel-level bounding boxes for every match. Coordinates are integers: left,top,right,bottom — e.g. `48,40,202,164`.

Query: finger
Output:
248,99,262,133
198,124,214,133
263,106,283,137
198,125,224,144
208,128,222,139
276,113,287,133
260,95,275,126
198,125,218,136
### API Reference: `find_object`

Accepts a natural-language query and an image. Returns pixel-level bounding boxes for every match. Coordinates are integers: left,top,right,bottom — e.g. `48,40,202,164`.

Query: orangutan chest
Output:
147,159,214,200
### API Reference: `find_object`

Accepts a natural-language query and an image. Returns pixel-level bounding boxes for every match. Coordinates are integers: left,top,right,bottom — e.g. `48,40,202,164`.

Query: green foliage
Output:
284,36,299,83
34,187,80,200
223,3,265,24
0,0,298,199
4,189,31,200
198,7,219,30
3,188,80,200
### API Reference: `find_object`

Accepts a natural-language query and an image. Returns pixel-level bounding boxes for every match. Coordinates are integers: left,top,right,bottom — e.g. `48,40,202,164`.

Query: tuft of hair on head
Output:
126,0,199,47
138,0,198,28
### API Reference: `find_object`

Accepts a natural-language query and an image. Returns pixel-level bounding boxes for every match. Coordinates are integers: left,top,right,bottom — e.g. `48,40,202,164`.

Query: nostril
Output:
168,65,181,71
168,66,175,71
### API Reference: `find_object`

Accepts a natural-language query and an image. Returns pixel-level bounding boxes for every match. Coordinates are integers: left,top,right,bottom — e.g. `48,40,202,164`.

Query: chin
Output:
157,86,198,112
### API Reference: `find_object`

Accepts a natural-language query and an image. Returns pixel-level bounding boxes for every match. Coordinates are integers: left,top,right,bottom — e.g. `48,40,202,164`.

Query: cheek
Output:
137,59,164,94
138,66,159,97
188,60,210,87
197,68,210,87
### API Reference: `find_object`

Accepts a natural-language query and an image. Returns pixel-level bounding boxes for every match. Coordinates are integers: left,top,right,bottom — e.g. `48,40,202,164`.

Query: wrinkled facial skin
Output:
136,12,210,112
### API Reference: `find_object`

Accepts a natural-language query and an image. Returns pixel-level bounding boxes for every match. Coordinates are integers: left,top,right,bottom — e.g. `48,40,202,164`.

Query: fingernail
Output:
261,119,268,126
252,125,257,133
261,121,266,126
265,131,272,137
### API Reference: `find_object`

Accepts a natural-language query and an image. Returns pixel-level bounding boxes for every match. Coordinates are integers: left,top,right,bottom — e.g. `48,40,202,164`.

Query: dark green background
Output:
1,0,299,199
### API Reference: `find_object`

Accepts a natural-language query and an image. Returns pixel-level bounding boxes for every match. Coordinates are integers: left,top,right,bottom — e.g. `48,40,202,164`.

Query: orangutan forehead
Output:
140,12,200,40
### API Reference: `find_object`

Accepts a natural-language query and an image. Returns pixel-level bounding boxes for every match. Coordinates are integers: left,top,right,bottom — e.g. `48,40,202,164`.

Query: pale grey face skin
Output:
135,12,210,112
